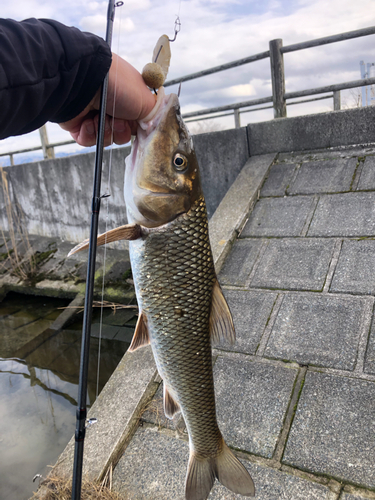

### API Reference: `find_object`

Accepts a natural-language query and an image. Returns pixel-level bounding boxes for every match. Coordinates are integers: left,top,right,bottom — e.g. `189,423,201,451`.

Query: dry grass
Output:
0,167,36,280
58,300,138,314
32,467,126,500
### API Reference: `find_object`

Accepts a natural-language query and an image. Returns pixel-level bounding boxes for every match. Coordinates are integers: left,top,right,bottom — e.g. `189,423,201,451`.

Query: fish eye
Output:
173,153,188,171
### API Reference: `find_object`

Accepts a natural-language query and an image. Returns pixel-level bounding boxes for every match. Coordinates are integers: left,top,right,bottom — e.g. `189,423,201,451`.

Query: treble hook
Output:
169,15,181,42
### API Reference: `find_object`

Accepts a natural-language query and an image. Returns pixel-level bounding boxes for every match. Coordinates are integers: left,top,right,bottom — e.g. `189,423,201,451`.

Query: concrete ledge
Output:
209,153,276,272
248,106,375,155
41,346,157,492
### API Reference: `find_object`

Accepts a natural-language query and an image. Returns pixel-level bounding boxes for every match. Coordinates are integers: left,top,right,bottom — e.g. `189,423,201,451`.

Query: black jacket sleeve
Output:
0,18,112,139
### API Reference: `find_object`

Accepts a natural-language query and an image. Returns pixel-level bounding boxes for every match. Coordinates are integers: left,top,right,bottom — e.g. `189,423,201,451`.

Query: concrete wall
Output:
1,105,374,243
248,105,375,155
0,128,249,242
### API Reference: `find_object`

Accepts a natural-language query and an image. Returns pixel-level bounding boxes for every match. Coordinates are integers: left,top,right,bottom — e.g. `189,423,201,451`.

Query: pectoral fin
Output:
128,311,150,351
209,279,236,345
163,385,180,419
67,223,141,256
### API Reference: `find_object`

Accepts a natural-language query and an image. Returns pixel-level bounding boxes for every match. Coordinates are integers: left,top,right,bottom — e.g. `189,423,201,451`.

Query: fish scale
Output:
130,197,223,458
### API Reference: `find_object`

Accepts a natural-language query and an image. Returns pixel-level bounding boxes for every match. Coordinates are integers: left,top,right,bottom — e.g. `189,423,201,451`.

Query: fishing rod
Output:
71,1,123,498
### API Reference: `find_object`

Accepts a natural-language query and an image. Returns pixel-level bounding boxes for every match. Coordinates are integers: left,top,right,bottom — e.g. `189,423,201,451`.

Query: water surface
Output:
0,292,134,500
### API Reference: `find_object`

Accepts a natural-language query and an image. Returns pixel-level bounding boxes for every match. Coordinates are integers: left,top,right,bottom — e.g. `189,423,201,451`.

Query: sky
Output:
0,0,374,164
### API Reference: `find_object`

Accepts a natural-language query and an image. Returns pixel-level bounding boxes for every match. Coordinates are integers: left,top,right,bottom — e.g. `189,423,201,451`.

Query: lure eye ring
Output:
173,153,188,171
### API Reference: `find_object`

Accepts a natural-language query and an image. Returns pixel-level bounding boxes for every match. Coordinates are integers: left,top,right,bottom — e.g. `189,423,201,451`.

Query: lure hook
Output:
169,15,181,42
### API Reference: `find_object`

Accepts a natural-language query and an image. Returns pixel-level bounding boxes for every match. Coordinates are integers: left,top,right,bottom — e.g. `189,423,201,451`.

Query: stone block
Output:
113,426,331,500
341,493,370,500
308,192,375,237
331,239,375,295
363,318,375,375
214,356,297,458
265,293,366,369
288,158,357,195
220,290,277,354
283,371,375,488
260,163,296,197
251,239,334,291
357,155,375,191
219,239,263,286
247,106,375,155
242,196,315,237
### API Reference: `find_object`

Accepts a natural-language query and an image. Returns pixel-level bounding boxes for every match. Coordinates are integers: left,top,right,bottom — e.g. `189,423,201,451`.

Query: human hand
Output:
59,53,156,147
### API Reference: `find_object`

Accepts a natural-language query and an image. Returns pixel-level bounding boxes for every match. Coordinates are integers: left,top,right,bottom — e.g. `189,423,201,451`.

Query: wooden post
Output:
234,109,241,128
269,38,286,118
39,125,55,160
9,154,14,166
333,90,341,110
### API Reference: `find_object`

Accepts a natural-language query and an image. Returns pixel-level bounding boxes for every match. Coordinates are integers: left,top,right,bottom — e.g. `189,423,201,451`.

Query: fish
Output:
68,87,255,500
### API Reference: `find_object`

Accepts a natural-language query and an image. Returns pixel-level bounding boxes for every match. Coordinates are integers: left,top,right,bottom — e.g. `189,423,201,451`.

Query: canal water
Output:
0,292,136,500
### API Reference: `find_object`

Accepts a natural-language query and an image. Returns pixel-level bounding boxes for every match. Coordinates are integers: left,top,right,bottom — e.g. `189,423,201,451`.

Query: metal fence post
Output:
39,125,55,160
269,38,286,118
234,109,241,128
333,90,341,110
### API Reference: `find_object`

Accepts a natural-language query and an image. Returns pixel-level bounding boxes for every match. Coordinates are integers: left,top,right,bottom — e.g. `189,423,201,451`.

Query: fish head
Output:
124,89,202,228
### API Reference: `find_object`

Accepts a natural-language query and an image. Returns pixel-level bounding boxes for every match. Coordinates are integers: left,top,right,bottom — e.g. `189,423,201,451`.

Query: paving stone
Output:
113,426,330,500
260,163,296,197
308,192,375,237
357,155,375,190
214,356,297,458
363,317,375,375
219,239,263,287
330,239,375,295
220,289,277,354
288,158,357,195
265,293,366,370
340,494,368,500
340,492,371,500
241,196,315,237
251,239,334,291
283,371,375,488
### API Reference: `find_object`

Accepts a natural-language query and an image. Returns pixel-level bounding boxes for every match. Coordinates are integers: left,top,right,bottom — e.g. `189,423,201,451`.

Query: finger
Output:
73,118,97,147
112,119,132,145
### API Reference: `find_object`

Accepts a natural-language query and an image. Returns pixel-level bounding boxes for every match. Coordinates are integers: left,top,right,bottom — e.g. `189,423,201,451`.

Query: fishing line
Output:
95,0,123,401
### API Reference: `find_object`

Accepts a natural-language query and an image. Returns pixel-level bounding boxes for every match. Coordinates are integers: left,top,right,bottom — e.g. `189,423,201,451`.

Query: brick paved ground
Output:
113,147,375,500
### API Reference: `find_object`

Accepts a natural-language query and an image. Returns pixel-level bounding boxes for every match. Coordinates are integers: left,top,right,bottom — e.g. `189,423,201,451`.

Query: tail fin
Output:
185,442,255,500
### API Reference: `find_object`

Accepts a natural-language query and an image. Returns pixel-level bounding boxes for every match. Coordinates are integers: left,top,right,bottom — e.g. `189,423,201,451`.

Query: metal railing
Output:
165,25,375,126
1,26,375,164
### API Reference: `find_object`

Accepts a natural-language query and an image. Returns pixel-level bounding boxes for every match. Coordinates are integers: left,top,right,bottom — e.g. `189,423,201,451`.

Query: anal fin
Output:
67,223,141,257
163,384,180,419
209,279,236,345
128,311,150,352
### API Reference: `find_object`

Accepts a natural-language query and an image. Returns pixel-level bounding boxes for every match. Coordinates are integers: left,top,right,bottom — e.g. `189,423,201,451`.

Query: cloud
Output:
80,14,134,36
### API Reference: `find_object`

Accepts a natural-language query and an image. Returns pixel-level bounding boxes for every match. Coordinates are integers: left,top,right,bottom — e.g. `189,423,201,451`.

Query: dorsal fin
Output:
209,279,236,345
67,223,141,256
163,384,180,419
128,311,150,352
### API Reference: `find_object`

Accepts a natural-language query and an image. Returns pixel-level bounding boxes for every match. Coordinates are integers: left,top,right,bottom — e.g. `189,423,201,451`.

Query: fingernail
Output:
86,122,95,135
